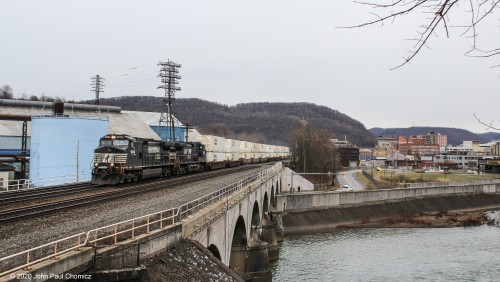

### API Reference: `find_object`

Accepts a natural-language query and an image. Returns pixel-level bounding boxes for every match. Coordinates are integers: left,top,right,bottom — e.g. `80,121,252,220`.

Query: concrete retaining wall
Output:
281,168,314,192
282,194,500,234
94,225,183,270
4,225,183,282
276,184,499,212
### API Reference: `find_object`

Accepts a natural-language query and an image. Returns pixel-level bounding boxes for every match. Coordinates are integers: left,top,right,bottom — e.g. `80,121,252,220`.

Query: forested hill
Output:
98,96,375,147
370,127,499,146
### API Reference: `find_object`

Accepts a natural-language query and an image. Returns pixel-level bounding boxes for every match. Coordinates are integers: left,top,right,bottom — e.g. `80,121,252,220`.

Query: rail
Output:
406,178,500,188
2,173,92,192
0,162,283,277
0,233,87,277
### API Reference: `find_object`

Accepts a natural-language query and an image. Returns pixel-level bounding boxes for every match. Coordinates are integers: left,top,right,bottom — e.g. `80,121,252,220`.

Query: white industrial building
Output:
0,99,197,186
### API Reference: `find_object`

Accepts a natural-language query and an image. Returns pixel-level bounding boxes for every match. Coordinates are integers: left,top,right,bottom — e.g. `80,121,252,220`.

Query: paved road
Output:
336,169,365,191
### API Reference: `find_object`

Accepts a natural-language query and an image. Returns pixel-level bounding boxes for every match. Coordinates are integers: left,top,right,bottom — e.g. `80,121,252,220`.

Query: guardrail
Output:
0,233,87,277
179,163,281,219
0,162,283,277
2,173,92,191
406,179,500,188
87,208,179,247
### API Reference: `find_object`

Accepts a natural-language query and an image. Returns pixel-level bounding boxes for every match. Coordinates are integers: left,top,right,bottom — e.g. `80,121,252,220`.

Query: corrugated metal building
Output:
0,99,201,183
30,115,108,184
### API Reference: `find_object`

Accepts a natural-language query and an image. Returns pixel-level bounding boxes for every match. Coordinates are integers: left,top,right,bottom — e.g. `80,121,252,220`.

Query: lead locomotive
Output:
92,134,206,185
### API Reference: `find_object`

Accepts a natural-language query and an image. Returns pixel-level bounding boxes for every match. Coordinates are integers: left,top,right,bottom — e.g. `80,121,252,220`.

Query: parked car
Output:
341,184,354,191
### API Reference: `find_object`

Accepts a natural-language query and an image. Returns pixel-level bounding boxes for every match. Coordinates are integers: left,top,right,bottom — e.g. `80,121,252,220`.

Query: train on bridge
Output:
92,134,290,185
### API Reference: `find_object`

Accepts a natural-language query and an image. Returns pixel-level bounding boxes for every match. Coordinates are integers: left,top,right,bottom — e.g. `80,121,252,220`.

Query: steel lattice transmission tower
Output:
157,60,182,142
91,75,105,105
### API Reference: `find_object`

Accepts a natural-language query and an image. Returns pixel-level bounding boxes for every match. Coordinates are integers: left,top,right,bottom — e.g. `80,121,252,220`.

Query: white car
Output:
341,184,354,191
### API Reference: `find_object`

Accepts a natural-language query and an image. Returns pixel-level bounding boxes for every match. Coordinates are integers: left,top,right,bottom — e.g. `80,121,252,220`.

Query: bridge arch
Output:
229,215,248,272
263,192,269,216
232,215,247,247
208,244,222,260
251,201,260,233
271,185,275,208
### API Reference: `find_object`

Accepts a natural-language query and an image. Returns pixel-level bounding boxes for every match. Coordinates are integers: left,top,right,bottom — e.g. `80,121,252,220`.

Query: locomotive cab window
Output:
100,140,112,146
113,140,130,147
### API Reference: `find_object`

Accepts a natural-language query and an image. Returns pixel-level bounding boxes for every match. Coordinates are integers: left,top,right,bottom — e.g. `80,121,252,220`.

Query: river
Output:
271,226,500,281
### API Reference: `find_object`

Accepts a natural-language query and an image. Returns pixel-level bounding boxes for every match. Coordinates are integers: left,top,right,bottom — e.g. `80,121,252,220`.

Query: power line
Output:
91,75,105,105
157,60,181,142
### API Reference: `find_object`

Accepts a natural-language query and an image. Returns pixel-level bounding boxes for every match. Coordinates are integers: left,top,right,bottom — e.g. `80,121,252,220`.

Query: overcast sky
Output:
1,1,498,133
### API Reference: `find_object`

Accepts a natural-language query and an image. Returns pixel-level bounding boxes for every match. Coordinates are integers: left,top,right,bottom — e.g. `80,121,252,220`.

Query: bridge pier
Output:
260,217,279,262
230,235,272,282
270,211,285,243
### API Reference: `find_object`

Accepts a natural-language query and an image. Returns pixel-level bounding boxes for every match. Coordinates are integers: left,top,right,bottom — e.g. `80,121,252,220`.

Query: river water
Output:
271,226,500,281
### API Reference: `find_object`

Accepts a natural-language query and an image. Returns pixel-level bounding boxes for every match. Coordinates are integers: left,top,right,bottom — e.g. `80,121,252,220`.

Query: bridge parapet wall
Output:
182,163,283,239
277,184,498,212
185,164,282,265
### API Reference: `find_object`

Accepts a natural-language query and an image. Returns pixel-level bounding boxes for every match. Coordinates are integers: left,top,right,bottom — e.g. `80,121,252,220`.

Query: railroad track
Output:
0,182,96,206
0,165,261,223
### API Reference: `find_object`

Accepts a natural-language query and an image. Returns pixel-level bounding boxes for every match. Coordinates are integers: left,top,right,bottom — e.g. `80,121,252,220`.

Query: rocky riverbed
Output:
339,209,500,228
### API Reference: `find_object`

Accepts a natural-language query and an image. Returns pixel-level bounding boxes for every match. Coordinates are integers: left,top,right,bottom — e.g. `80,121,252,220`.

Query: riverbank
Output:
337,209,500,228
282,193,500,234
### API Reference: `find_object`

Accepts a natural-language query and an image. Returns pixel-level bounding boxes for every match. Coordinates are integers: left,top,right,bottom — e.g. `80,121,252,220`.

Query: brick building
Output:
417,131,448,147
398,135,440,156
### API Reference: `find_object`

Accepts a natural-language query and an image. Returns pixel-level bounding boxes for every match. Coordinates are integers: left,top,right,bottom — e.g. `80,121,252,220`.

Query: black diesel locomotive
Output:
92,134,209,185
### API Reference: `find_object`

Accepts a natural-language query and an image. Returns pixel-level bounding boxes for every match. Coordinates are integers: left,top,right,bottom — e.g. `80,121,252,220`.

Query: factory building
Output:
29,115,108,184
0,99,199,187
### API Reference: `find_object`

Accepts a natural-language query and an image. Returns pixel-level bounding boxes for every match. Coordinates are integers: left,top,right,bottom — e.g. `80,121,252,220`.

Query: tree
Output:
29,95,40,101
1,85,14,99
289,121,336,173
346,0,499,69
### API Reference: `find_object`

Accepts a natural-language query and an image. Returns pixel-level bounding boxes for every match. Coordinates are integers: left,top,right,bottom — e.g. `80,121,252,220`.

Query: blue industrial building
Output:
149,125,186,142
30,115,108,185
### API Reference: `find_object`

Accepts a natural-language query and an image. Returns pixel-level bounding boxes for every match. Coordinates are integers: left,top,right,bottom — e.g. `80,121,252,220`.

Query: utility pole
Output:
157,60,181,142
184,122,193,143
91,75,105,105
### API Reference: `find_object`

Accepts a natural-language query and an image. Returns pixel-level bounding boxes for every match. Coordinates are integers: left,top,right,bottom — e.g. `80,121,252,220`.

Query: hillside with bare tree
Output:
97,96,375,147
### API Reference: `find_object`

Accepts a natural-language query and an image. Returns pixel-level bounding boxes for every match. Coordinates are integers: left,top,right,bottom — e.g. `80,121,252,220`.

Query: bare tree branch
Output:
474,113,500,131
344,0,500,68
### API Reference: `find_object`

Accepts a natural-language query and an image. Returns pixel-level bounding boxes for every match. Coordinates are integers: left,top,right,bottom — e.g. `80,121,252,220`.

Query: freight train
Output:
92,134,289,185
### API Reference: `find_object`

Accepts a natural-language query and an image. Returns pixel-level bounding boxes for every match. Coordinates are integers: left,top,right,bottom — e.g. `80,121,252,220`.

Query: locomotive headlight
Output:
110,163,114,167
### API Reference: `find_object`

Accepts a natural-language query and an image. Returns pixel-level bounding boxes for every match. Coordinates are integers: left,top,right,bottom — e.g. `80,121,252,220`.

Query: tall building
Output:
488,141,500,156
398,135,440,156
417,131,448,147
331,139,359,168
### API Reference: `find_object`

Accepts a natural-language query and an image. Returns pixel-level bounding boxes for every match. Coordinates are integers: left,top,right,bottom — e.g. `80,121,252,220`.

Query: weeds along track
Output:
0,165,259,223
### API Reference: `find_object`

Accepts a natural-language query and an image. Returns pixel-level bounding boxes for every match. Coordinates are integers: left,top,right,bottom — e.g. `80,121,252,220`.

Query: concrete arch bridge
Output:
0,163,286,282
